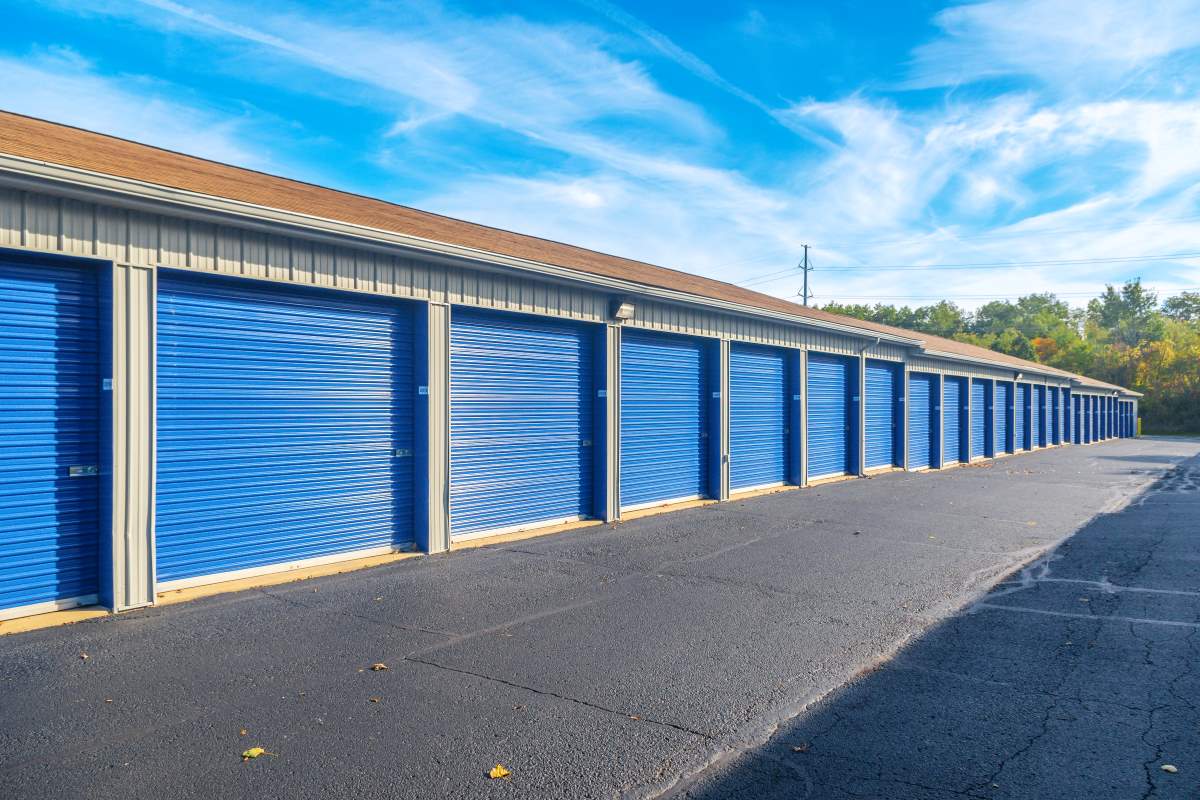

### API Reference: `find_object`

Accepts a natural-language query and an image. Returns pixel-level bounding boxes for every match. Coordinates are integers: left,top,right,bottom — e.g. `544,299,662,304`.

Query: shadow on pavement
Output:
678,456,1200,800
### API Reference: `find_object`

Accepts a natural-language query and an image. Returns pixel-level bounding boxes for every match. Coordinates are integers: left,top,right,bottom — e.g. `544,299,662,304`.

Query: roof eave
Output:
0,154,925,348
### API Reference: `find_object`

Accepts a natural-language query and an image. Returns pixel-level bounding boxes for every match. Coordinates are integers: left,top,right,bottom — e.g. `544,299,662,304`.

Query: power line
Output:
712,210,1200,273
735,250,1200,288
809,285,1200,302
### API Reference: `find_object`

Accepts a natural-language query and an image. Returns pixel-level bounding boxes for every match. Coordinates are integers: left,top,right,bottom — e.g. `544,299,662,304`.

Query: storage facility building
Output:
0,112,1142,622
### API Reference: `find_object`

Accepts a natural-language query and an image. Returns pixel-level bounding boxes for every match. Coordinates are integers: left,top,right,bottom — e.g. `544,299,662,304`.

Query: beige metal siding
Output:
0,186,921,352
110,263,155,611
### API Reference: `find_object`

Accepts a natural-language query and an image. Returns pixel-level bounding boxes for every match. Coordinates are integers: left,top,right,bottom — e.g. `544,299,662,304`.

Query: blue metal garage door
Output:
908,372,937,470
0,255,101,616
806,353,856,480
1015,383,1029,450
621,330,708,508
943,377,964,464
156,271,416,586
1073,396,1081,443
1031,386,1043,447
996,381,1012,453
730,343,788,490
1092,397,1100,441
864,359,900,469
1051,388,1061,444
970,379,987,459
450,309,595,537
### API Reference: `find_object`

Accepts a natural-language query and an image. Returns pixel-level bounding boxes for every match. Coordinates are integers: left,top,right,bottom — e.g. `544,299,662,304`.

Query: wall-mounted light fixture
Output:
1014,371,1023,380
611,299,636,321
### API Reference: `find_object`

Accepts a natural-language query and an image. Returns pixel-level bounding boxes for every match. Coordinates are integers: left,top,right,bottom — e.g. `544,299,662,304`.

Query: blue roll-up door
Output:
156,271,416,586
996,381,1012,453
1030,386,1042,447
943,377,963,464
621,330,708,508
0,255,101,616
730,343,788,490
864,359,900,469
1073,396,1081,443
806,353,856,480
1051,388,1061,444
907,372,937,470
1092,397,1099,441
970,379,987,459
450,309,595,538
1015,383,1029,450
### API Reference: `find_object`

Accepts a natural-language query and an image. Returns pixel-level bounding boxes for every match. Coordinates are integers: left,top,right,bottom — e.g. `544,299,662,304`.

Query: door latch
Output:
69,465,99,477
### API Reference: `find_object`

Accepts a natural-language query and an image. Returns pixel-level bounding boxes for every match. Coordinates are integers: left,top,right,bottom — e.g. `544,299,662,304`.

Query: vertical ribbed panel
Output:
1031,386,1042,447
0,255,101,614
996,381,1012,453
449,308,595,537
729,343,787,489
806,353,853,479
1073,396,1081,443
1051,388,1061,444
1015,383,1028,450
943,377,963,464
620,330,707,507
865,359,899,469
156,271,416,585
907,373,936,469
970,379,987,459
1091,396,1099,441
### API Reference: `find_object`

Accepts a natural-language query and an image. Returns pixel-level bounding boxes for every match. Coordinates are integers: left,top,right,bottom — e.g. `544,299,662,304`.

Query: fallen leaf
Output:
371,663,389,671
374,597,384,602
629,715,641,721
489,764,511,779
80,653,89,661
792,743,809,753
369,697,381,703
104,699,113,704
241,747,272,762
239,729,248,736
1161,764,1178,773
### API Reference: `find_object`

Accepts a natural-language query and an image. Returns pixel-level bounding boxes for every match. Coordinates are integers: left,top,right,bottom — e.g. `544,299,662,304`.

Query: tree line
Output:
823,281,1200,434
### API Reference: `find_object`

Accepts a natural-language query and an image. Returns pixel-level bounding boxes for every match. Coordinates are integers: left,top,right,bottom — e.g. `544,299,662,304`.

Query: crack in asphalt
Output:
403,654,713,741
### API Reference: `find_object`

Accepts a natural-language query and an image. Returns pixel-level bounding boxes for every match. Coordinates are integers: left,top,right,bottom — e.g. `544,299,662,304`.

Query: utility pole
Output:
800,244,812,306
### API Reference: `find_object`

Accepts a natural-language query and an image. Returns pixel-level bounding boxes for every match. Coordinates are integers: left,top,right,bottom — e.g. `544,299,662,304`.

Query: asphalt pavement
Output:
2,437,1197,800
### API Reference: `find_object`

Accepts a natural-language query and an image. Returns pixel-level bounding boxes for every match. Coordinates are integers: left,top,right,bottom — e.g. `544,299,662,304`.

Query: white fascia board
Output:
0,156,923,347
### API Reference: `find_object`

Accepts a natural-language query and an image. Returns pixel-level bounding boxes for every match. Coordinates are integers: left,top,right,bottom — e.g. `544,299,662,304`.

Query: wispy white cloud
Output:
907,0,1200,90
0,46,265,167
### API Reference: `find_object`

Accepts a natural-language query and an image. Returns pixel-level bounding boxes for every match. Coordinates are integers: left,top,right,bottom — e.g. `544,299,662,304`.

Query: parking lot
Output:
2,438,1196,800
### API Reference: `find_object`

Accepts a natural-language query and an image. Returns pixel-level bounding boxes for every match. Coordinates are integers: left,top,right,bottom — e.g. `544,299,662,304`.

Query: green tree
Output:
1163,291,1200,323
1086,280,1165,347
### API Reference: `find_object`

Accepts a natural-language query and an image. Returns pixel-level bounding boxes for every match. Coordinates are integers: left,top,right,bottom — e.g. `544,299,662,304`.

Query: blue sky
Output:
2,0,1199,309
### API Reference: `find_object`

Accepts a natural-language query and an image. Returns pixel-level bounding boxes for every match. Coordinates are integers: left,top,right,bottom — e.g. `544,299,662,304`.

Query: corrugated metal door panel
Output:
1051,389,1061,444
1073,396,1081,443
1015,384,1028,450
730,343,787,489
907,372,935,470
156,271,415,585
450,309,594,537
970,379,986,459
996,382,1011,453
806,353,853,479
0,256,100,613
620,330,707,508
1031,386,1042,447
865,359,898,469
943,377,963,464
